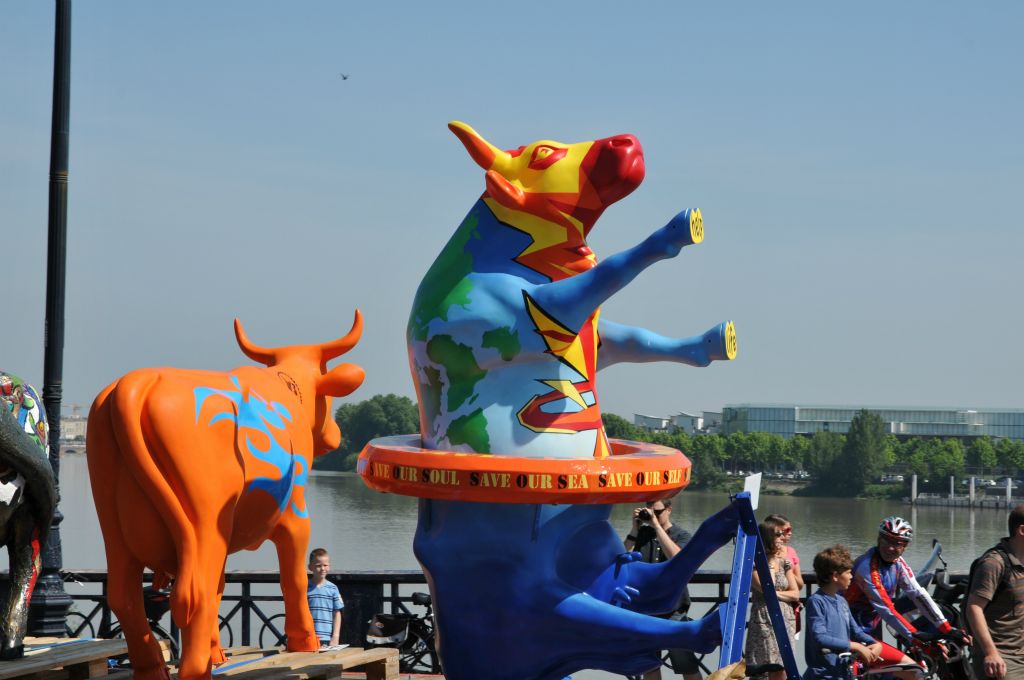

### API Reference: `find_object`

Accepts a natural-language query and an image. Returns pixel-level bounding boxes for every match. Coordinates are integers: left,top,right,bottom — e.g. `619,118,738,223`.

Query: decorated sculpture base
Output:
358,436,691,503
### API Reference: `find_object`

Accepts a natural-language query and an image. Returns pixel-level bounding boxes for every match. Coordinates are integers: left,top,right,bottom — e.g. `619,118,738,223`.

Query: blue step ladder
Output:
720,491,800,680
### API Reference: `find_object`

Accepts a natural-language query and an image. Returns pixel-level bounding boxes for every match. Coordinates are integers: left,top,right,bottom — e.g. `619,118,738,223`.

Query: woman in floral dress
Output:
745,519,801,680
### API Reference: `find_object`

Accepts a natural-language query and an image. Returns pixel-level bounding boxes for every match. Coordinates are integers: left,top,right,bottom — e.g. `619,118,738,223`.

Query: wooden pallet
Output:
209,647,398,680
0,638,128,680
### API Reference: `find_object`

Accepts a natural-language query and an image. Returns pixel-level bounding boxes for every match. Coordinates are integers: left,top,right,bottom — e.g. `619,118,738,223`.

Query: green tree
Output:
763,433,788,471
882,435,899,468
805,431,846,491
839,410,888,494
785,435,811,470
686,434,727,489
930,438,966,480
317,394,420,471
902,438,931,481
967,436,997,472
995,438,1024,474
725,432,759,473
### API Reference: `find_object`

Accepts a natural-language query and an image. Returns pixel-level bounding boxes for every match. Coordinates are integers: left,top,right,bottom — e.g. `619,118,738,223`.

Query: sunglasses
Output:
647,507,666,516
774,527,793,537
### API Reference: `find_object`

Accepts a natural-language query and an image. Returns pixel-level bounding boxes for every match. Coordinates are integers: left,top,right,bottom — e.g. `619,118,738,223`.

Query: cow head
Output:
450,120,645,280
233,310,365,455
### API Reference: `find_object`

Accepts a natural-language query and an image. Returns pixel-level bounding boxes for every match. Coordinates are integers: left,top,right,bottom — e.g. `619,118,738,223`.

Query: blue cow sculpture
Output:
361,122,739,679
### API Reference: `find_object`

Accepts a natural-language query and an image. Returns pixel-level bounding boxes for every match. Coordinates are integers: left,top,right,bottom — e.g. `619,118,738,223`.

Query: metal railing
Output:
15,568,963,651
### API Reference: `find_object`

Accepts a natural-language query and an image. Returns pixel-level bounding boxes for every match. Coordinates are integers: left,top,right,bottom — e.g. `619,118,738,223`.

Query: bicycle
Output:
365,591,440,674
823,645,925,680
825,628,973,680
64,585,235,664
904,630,973,680
890,541,974,680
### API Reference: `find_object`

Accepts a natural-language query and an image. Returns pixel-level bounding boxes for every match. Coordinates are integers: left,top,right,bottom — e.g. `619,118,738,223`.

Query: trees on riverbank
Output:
316,396,1024,497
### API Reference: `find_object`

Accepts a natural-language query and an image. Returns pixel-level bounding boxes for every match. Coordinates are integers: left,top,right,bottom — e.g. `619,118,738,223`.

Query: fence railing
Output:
15,568,964,651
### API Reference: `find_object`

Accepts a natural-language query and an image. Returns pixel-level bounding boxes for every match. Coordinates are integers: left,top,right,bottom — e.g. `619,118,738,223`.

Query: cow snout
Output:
590,134,645,207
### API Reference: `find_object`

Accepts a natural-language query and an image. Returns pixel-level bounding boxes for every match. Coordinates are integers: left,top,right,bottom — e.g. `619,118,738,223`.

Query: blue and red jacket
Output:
844,547,951,641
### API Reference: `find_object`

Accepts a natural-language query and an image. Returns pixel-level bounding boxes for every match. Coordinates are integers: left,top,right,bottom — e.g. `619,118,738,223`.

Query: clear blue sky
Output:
3,2,1022,422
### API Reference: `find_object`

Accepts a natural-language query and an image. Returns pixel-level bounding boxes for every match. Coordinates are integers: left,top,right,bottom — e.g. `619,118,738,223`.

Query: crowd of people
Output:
304,501,1022,679
622,501,1024,680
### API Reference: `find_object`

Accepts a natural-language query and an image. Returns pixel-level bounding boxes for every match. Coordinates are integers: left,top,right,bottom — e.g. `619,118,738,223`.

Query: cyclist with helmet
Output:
845,516,961,646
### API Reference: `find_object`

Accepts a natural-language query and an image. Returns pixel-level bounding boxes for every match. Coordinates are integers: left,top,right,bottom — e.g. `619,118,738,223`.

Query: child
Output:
804,545,917,680
307,548,344,647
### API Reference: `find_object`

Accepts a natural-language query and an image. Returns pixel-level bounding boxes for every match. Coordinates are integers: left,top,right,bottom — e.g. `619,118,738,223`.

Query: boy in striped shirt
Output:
307,548,344,647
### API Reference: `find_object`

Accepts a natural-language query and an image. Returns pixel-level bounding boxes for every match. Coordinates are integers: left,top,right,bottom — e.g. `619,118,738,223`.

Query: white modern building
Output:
634,411,723,435
721,404,1024,441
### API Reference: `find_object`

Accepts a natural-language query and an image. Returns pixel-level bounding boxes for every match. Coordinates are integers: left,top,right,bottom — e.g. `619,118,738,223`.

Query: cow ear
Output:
485,170,527,211
317,363,365,397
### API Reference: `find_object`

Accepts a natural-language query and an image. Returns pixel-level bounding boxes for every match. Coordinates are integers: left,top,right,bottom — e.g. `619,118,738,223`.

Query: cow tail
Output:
110,372,201,627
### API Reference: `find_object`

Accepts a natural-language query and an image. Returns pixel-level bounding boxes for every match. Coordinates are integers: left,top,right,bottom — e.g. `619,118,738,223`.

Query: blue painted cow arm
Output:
596,319,733,369
528,209,702,331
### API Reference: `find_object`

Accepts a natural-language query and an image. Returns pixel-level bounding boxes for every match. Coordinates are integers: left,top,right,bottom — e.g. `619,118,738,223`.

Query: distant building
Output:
60,415,88,441
670,412,701,435
634,411,722,435
722,404,1024,441
634,414,670,432
701,411,723,434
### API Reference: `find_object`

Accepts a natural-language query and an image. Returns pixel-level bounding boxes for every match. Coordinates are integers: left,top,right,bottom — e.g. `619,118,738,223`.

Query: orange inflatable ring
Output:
357,435,691,504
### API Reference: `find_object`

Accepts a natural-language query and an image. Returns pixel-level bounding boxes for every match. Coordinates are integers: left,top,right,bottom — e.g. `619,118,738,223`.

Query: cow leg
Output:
270,521,319,652
176,536,227,680
0,510,42,659
209,570,227,665
107,551,169,680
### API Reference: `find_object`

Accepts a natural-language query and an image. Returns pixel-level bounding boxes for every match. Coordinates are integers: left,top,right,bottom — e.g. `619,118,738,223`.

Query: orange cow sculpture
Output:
86,311,365,680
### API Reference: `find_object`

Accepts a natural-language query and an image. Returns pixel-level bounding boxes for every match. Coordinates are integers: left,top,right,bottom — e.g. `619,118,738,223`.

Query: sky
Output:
3,2,1023,424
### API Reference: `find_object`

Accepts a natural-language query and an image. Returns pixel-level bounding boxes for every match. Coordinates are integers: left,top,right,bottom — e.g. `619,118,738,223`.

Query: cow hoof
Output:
688,208,704,244
704,321,737,362
286,634,321,653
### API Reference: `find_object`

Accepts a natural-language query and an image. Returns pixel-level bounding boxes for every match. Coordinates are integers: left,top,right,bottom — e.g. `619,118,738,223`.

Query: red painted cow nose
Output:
589,134,645,207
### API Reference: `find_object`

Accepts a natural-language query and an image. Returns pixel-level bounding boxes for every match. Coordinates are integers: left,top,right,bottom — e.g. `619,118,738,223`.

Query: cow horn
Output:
234,319,276,366
449,121,512,174
319,309,363,362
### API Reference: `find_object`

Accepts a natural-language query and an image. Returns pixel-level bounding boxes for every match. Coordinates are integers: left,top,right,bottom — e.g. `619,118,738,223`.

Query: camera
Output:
638,508,652,522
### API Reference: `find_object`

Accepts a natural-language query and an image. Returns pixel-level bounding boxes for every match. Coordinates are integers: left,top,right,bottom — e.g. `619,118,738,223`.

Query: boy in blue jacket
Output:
805,545,917,680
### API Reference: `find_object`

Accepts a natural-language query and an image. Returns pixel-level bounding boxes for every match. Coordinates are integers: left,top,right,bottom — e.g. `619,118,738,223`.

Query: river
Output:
59,453,1012,679
61,453,1010,572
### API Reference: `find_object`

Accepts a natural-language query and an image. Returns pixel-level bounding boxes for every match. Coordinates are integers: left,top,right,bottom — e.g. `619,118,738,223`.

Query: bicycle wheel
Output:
258,613,287,648
397,630,436,674
150,623,180,662
109,623,180,663
64,611,95,638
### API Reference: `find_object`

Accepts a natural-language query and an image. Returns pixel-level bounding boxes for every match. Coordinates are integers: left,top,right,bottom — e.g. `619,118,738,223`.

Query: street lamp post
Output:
29,0,74,636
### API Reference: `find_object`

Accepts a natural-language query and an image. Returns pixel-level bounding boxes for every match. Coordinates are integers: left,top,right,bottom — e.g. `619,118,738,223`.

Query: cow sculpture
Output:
359,122,739,679
87,312,364,680
0,373,57,659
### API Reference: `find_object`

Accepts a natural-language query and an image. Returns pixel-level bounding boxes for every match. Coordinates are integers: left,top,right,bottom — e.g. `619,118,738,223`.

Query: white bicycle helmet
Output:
879,515,914,542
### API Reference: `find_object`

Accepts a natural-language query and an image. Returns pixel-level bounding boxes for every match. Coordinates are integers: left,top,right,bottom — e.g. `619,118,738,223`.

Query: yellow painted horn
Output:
449,121,512,174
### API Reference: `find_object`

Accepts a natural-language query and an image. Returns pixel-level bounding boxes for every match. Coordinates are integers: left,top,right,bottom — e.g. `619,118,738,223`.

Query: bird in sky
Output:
339,73,350,80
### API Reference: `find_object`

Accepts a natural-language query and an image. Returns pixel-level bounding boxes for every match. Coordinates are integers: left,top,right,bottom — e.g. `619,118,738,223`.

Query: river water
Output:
60,453,1012,678
62,453,1010,572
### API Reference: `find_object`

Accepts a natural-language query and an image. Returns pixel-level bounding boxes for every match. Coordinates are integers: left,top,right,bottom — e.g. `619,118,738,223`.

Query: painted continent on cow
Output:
87,313,365,680
359,122,739,679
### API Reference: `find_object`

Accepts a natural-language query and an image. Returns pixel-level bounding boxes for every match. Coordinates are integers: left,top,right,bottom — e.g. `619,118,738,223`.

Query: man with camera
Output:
624,499,701,680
